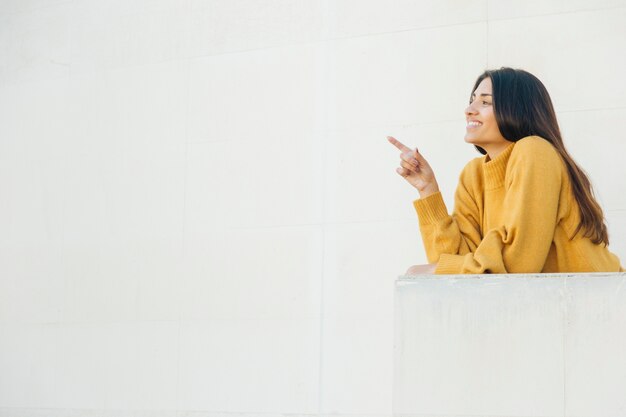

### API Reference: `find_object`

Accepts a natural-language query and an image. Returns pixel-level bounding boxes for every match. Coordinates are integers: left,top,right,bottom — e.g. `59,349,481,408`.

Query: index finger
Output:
386,136,412,153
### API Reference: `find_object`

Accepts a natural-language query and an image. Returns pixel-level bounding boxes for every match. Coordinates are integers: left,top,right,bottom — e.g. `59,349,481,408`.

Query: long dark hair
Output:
470,67,609,246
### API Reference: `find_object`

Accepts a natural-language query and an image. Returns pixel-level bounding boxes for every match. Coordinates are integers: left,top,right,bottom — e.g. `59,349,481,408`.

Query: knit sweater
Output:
413,135,624,274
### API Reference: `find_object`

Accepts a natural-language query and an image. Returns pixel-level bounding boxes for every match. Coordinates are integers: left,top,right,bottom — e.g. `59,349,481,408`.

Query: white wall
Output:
394,273,626,417
0,1,625,416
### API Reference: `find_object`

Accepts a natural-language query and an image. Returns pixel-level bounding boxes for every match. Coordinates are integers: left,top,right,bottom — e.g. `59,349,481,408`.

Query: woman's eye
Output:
482,101,490,105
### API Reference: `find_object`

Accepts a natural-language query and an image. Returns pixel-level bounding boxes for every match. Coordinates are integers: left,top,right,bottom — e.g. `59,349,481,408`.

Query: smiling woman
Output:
464,78,512,159
388,67,624,275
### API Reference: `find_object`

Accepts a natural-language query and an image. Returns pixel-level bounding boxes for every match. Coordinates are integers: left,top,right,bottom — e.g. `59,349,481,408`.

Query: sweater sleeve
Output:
436,141,563,274
413,166,483,264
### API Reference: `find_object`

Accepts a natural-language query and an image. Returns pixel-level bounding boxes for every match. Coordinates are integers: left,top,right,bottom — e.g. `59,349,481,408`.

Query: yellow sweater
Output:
413,136,624,274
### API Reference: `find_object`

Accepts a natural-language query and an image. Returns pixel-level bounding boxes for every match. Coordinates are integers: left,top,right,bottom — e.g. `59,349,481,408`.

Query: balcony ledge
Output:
393,272,626,417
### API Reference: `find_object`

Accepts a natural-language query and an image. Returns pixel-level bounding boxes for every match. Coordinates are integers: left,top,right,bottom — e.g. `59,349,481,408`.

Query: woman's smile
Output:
466,120,483,129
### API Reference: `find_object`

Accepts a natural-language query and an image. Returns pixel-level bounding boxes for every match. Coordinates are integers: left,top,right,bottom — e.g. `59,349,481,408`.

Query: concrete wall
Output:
0,1,625,416
394,273,626,417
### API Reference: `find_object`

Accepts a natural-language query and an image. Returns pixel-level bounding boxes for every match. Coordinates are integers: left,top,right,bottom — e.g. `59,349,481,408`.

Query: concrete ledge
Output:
393,273,626,417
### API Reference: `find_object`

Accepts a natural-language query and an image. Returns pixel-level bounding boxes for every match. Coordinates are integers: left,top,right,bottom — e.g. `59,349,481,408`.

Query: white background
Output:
0,0,625,415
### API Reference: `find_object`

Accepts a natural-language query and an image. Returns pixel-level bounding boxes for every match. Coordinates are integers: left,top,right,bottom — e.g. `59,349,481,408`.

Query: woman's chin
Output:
464,134,476,144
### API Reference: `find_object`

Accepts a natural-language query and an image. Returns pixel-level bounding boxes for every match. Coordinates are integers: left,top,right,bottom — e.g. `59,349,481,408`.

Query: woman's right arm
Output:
413,172,482,263
388,135,482,263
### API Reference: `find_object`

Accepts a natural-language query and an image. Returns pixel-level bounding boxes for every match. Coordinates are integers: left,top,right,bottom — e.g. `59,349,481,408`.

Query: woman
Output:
388,67,623,275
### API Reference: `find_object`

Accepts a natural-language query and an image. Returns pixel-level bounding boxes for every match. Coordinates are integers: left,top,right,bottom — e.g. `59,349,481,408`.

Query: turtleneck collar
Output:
483,141,516,190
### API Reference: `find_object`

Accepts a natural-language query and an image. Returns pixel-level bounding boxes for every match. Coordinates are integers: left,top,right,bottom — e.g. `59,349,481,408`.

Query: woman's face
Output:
464,77,510,153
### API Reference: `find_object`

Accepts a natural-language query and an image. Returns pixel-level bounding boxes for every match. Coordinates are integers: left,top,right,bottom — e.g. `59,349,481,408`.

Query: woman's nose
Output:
465,104,477,115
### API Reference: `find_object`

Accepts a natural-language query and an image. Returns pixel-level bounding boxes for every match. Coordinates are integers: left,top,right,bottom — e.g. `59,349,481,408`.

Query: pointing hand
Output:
387,136,439,198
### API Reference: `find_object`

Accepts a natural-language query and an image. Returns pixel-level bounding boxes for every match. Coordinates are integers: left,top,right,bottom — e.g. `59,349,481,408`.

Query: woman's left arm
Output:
435,140,563,274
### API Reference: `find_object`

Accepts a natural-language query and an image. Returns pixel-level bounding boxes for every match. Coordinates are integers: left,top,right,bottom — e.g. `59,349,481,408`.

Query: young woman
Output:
388,67,624,275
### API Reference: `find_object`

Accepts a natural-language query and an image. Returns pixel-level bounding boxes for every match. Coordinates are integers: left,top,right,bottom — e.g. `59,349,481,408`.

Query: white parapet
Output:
393,273,626,417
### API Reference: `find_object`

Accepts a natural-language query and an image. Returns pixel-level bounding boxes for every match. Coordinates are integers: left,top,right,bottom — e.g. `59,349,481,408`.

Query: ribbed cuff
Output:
435,253,466,274
412,191,449,226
